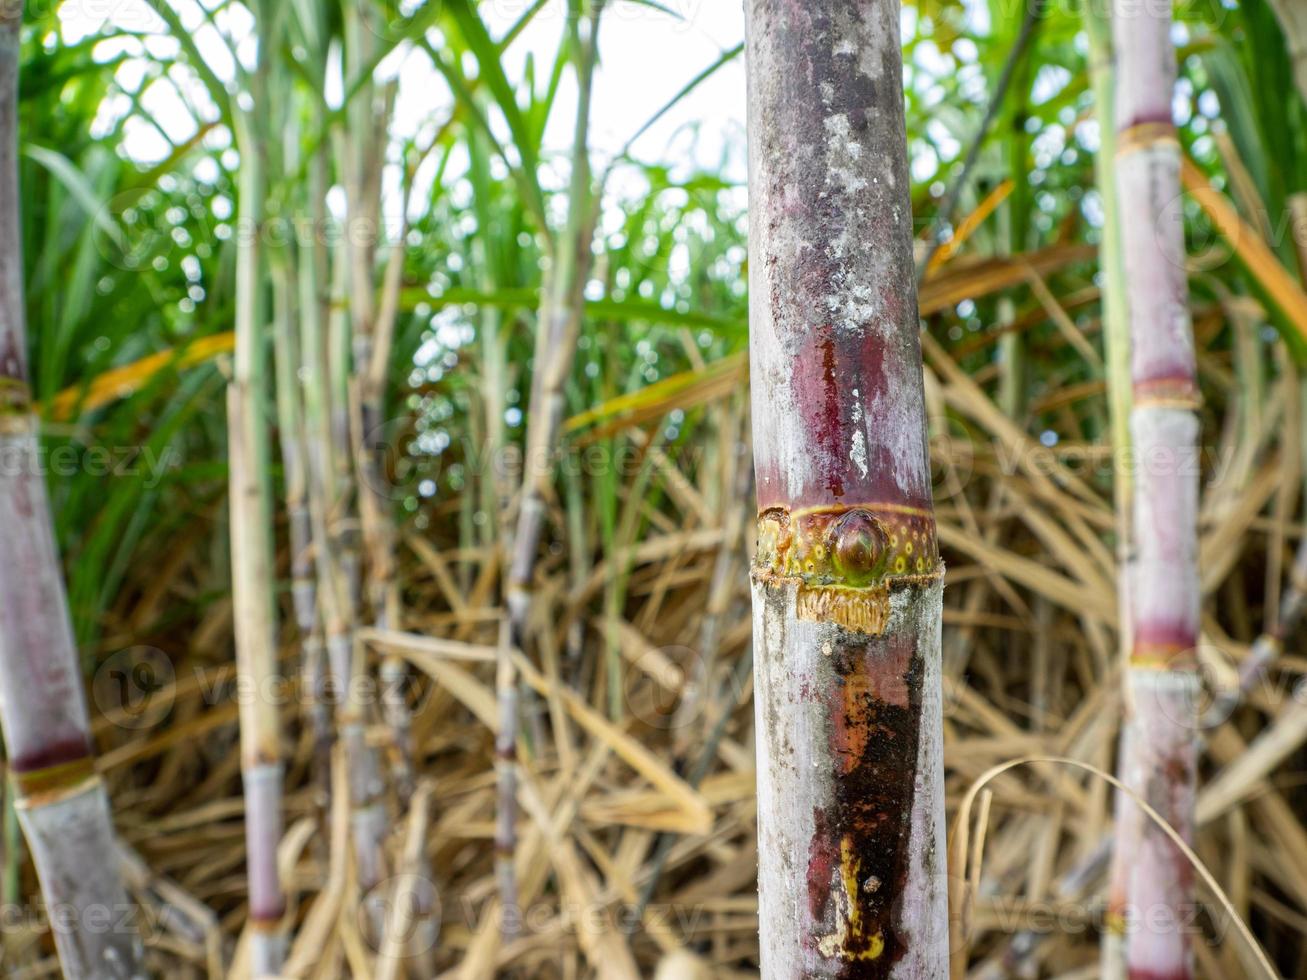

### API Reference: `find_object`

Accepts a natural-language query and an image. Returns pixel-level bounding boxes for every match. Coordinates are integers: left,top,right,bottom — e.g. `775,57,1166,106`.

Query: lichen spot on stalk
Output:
753,504,941,636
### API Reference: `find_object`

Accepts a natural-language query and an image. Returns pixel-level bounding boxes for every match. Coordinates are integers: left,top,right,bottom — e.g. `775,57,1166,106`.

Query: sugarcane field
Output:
9,0,1307,976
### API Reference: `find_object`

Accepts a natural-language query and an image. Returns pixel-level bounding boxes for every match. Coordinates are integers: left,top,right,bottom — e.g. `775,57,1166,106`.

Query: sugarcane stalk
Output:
327,177,361,609
745,2,948,975
268,99,318,723
302,382,390,906
1104,2,1201,977
332,79,441,958
357,148,415,801
322,18,407,864
273,278,312,633
466,118,512,560
995,16,1037,424
1267,0,1307,107
272,209,332,796
320,377,390,923
298,204,391,918
313,72,393,914
1086,0,1134,593
496,0,605,934
671,398,750,750
504,0,604,638
1084,9,1136,961
295,98,338,778
492,614,519,935
228,67,288,970
0,9,145,977
375,779,435,980
999,440,1307,975
2,782,17,914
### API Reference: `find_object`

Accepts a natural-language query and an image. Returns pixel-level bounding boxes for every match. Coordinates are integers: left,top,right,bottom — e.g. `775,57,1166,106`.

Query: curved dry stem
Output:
948,755,1276,980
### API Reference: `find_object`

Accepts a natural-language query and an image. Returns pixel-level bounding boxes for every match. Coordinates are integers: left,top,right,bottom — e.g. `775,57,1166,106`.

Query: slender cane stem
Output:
228,70,287,973
505,0,605,639
0,9,144,977
1104,2,1201,976
496,0,606,935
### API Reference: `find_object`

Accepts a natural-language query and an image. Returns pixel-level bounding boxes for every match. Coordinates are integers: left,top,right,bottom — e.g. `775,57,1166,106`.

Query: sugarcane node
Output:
0,375,31,416
1115,119,1180,157
1130,640,1200,672
1132,375,1203,411
10,757,100,806
754,504,940,589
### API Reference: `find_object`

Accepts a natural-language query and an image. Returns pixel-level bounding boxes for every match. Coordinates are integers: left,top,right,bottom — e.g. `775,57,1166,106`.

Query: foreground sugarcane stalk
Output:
0,12,146,976
1104,2,1201,976
745,2,948,974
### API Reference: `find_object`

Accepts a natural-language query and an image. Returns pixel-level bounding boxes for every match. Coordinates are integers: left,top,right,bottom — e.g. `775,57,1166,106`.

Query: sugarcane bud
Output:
827,508,887,588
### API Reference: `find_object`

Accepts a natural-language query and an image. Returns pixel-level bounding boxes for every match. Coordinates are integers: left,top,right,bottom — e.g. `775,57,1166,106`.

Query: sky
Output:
477,1,748,179
54,0,752,209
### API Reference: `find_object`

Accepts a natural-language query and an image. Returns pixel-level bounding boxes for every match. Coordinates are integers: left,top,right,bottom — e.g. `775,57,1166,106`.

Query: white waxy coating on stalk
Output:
746,3,947,972
1108,1,1200,977
0,10,144,975
1109,671,1199,976
747,1,933,514
1130,408,1199,643
0,428,93,762
16,782,147,978
751,580,947,977
244,763,288,976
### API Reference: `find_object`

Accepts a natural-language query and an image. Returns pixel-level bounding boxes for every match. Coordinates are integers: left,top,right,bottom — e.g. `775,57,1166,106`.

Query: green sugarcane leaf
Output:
23,144,125,249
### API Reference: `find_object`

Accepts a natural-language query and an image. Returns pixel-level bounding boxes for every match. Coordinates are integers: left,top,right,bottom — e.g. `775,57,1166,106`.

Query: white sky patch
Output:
55,0,751,237
51,0,984,275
